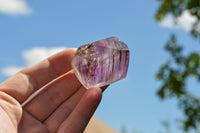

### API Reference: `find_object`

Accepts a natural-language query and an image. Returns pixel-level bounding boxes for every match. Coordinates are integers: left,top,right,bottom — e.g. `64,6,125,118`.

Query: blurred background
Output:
0,0,200,133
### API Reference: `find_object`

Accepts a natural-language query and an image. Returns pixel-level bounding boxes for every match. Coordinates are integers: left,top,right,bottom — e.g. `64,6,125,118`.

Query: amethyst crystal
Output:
71,37,130,89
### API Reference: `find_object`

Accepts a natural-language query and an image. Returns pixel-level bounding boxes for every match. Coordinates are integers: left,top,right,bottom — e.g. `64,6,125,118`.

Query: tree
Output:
160,120,171,133
121,125,128,133
155,0,200,132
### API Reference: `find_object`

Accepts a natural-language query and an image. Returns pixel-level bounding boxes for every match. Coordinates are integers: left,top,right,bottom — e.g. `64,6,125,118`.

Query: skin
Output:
0,48,106,133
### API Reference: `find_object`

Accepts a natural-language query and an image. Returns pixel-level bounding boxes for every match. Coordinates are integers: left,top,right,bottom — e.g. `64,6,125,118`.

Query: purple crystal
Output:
71,37,130,89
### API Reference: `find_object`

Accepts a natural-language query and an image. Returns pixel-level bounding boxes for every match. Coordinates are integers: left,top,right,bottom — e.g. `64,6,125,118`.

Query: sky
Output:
0,0,199,133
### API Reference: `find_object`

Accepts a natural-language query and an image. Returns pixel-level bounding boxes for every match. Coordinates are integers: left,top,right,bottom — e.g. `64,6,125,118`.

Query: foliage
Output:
156,34,200,131
155,0,200,38
155,0,200,132
160,120,171,133
121,125,128,133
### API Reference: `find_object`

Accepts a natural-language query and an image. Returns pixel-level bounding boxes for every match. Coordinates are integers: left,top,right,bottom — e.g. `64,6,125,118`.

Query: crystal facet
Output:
71,37,130,89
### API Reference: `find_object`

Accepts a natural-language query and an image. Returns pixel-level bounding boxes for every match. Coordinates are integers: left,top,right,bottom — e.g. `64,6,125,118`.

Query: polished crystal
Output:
71,37,130,89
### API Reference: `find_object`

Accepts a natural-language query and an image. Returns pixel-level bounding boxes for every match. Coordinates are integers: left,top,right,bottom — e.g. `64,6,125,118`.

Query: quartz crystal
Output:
71,37,130,89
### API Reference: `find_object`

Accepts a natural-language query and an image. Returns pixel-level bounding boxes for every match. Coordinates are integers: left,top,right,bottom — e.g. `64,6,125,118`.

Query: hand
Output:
0,48,105,133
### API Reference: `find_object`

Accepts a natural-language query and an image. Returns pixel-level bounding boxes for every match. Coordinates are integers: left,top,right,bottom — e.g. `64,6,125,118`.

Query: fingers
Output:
18,111,49,133
101,85,109,92
0,48,77,103
57,87,102,133
23,71,81,122
43,85,108,133
44,86,86,133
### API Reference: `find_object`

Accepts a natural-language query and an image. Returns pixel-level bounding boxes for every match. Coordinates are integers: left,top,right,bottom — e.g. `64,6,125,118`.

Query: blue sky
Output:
0,0,199,133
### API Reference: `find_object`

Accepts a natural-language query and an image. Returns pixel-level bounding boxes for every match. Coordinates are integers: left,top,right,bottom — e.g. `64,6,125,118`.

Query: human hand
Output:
0,48,105,133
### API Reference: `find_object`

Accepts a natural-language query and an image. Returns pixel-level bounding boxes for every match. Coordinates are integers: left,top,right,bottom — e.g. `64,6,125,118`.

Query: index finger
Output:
0,48,77,103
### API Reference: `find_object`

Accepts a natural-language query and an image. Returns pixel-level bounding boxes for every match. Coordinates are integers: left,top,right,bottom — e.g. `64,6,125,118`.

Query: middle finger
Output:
23,70,81,122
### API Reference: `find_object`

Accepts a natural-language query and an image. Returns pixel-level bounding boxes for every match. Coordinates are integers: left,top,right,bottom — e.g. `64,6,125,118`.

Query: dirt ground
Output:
84,117,119,133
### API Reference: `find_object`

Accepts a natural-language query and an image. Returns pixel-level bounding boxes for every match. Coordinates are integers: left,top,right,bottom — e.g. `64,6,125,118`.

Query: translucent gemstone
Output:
71,37,130,89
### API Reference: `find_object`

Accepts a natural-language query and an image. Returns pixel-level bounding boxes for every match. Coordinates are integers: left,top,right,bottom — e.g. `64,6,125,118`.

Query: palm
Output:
0,48,103,133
